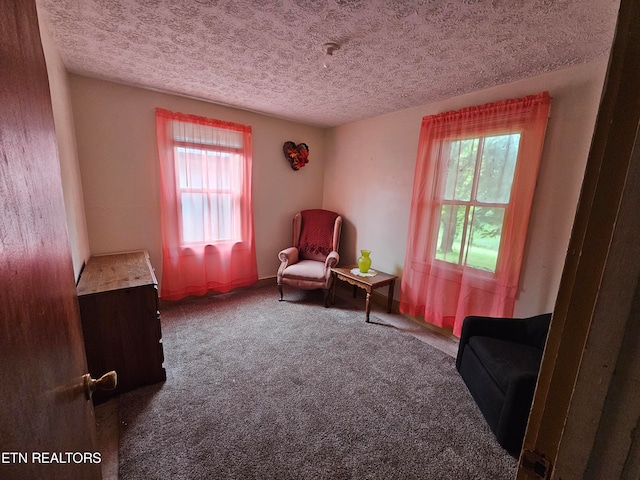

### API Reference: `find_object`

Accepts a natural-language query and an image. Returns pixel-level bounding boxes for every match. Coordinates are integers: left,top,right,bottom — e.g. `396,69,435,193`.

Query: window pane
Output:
177,147,204,189
465,207,505,272
206,151,232,190
181,192,204,243
443,139,478,201
477,134,520,204
176,147,188,189
209,193,233,241
435,204,466,265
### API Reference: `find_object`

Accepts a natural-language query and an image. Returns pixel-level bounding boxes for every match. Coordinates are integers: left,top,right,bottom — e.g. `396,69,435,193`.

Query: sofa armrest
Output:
523,313,553,350
497,372,540,452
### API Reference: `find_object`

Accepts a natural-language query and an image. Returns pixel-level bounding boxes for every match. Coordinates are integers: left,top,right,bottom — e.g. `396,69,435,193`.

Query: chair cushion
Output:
468,336,543,394
298,209,339,261
282,260,326,281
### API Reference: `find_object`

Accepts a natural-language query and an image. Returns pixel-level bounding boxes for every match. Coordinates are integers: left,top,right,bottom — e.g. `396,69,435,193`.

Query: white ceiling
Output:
36,0,620,128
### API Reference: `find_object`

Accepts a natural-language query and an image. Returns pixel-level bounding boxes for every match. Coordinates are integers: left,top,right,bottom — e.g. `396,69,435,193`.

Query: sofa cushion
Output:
468,336,543,394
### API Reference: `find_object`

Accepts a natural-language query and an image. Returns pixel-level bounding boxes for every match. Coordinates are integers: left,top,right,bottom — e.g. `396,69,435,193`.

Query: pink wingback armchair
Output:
277,209,342,306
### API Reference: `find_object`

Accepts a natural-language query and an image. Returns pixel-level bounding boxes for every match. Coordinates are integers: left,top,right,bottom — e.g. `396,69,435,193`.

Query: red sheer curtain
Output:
400,93,551,336
156,108,257,300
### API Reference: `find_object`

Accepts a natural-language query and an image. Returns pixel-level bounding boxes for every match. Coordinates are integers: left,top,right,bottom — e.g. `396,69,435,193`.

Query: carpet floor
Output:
118,286,517,479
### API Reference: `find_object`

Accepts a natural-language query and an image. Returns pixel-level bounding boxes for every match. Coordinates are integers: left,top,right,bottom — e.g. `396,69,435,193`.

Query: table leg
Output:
387,280,395,313
365,291,371,322
331,273,336,305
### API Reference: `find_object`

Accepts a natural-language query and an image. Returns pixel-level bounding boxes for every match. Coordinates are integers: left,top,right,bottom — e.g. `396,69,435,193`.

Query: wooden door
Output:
0,1,101,479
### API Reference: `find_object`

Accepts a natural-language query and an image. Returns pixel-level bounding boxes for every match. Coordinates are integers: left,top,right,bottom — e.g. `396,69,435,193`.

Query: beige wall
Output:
323,59,608,318
67,58,607,314
38,12,90,281
68,76,326,285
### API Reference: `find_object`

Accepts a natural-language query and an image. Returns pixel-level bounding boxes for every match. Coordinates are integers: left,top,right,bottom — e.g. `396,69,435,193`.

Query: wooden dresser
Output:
77,250,166,403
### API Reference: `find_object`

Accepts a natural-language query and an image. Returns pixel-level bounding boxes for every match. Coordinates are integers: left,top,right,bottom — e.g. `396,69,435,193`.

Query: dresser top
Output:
77,250,157,296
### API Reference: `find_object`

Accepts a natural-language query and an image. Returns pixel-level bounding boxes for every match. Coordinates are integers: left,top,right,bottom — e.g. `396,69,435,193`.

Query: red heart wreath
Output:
283,141,310,171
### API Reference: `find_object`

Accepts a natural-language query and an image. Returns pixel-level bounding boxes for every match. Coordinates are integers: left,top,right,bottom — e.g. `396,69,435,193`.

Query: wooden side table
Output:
331,266,397,322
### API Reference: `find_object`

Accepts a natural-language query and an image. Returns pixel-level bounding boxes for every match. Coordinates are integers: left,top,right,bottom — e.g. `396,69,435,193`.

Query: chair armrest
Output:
324,251,339,273
277,247,299,280
322,251,340,280
278,247,299,264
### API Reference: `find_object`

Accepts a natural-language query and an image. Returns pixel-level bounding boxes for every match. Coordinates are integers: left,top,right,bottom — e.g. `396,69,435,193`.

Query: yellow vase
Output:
357,250,372,273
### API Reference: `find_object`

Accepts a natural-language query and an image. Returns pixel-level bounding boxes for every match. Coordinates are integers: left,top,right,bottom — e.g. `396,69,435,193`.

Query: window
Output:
435,133,520,273
155,108,257,300
400,93,551,336
172,122,245,245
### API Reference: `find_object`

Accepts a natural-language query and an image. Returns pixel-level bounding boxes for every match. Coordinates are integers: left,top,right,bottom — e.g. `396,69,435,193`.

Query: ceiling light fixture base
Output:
322,42,340,69
322,42,340,56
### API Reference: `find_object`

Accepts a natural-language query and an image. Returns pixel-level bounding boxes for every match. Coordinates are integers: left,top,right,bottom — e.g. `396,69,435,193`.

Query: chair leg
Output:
323,289,330,308
278,284,284,301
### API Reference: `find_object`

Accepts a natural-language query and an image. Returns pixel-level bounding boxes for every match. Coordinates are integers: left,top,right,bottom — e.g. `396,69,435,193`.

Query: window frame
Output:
173,139,244,247
432,131,523,276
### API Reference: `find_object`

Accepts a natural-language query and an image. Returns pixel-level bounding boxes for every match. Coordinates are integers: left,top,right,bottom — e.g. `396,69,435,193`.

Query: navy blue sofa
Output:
456,313,552,453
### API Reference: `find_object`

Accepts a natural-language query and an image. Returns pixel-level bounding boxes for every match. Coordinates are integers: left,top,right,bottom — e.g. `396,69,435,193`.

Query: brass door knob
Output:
83,371,117,400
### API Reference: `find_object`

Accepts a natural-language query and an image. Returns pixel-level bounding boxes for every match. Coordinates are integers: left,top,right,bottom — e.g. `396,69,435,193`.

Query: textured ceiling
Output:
36,0,619,128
